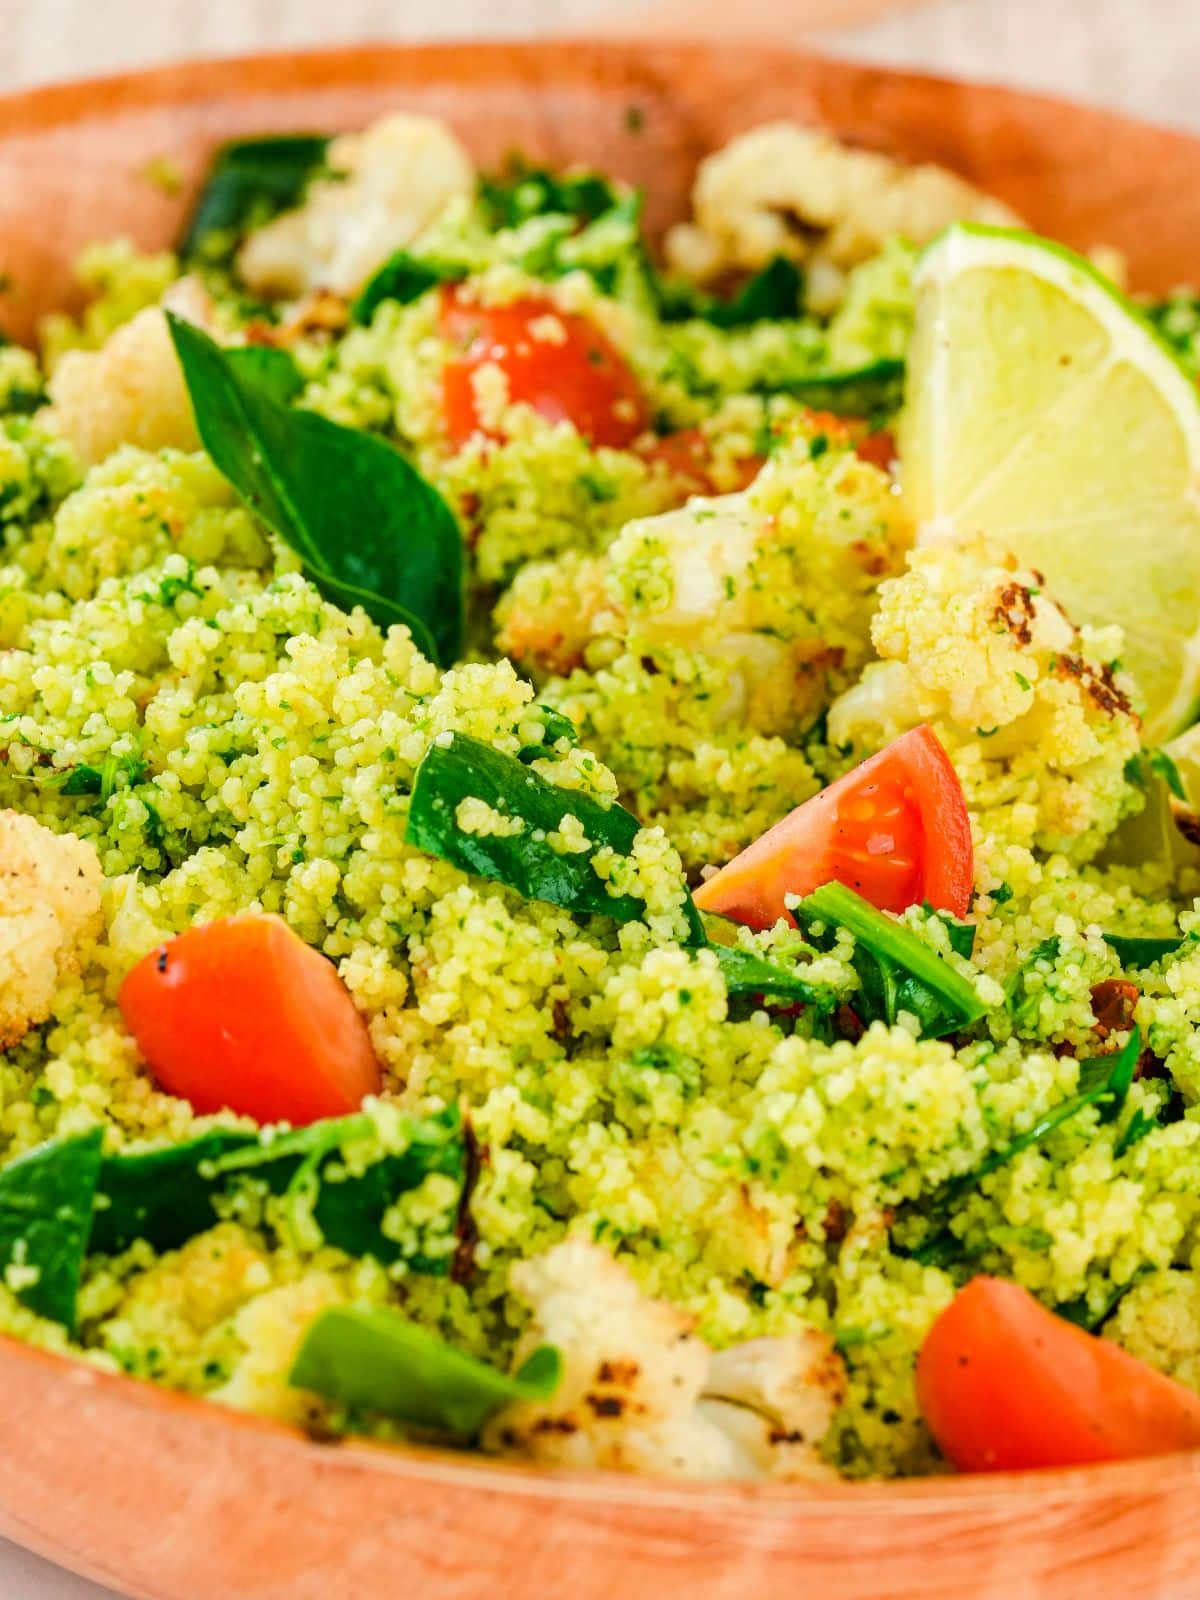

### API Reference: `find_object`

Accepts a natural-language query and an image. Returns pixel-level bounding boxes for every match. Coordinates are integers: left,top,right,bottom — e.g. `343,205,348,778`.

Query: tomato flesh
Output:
638,428,764,495
440,286,649,449
693,724,973,929
917,1277,1200,1471
118,913,381,1126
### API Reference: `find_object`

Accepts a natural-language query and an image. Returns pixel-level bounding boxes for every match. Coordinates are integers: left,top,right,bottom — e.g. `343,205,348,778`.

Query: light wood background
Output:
0,2,1197,1597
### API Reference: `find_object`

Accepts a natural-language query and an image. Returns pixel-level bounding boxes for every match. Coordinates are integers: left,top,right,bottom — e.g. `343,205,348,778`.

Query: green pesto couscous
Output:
5,111,1200,1482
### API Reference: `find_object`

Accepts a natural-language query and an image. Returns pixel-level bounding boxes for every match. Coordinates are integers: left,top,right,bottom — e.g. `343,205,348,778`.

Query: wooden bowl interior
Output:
5,38,1200,345
2,36,1200,1600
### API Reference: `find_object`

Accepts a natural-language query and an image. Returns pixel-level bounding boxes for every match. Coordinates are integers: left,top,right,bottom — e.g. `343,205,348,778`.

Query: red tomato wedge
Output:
917,1277,1200,1472
638,428,764,495
439,286,649,449
693,724,972,929
118,913,381,1126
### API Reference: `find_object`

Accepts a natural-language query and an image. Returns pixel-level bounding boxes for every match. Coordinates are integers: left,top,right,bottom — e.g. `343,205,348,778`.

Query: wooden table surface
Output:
0,1,1197,1595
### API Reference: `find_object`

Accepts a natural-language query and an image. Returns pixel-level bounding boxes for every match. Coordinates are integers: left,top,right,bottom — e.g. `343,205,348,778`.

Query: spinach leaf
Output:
1055,1266,1153,1332
658,258,803,328
90,1129,253,1256
779,358,905,418
0,1130,103,1332
1103,932,1186,967
517,705,578,764
711,944,836,1011
480,165,622,228
181,135,330,260
168,315,463,665
931,1027,1141,1214
93,1108,465,1272
925,906,977,960
352,253,464,326
289,1304,561,1434
1114,1105,1160,1159
407,731,704,941
210,1108,465,1270
797,882,986,1041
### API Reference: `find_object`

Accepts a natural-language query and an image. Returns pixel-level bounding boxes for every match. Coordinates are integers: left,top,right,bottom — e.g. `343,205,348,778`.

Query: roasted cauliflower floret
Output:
237,114,475,299
483,1239,843,1479
0,811,103,1049
503,428,908,730
666,124,1019,312
47,305,200,467
828,538,1142,863
497,429,909,869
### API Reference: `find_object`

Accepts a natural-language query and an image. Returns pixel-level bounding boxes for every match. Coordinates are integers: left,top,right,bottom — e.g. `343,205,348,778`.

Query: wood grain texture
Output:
3,37,1200,1600
6,35,1200,345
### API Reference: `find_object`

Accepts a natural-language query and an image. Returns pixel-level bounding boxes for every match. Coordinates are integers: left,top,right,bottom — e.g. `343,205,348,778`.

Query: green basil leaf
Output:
289,1304,561,1434
797,882,986,1041
0,1130,103,1331
167,315,463,665
181,135,330,260
407,731,704,941
226,345,304,404
1103,932,1186,967
711,944,835,1010
352,253,464,326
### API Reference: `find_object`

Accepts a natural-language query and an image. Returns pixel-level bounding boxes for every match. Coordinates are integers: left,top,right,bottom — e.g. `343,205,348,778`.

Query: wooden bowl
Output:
3,38,1200,1600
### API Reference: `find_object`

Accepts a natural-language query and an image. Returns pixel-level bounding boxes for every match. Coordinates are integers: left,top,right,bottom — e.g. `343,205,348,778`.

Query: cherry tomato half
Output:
119,913,381,1126
692,724,973,929
917,1277,1200,1472
440,286,649,449
638,428,765,495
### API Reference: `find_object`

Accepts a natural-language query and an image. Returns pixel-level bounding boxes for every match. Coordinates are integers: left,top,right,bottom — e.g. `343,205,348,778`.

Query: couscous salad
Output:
3,114,1200,1480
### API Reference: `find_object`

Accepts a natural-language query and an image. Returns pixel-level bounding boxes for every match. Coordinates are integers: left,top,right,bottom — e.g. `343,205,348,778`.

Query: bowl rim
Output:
1,31,1191,143
3,33,1200,1517
7,1327,1200,1509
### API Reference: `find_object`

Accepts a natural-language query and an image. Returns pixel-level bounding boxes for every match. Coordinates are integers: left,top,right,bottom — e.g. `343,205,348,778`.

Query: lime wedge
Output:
900,223,1200,743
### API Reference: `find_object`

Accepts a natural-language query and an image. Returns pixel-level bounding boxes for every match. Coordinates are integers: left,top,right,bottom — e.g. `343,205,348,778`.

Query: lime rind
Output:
902,222,1200,743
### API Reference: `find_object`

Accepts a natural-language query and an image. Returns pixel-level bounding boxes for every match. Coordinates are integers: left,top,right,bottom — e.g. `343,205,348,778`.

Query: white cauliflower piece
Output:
500,430,907,733
666,124,1019,308
828,538,1142,862
0,811,103,1049
482,1239,843,1480
47,305,200,466
237,114,475,299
